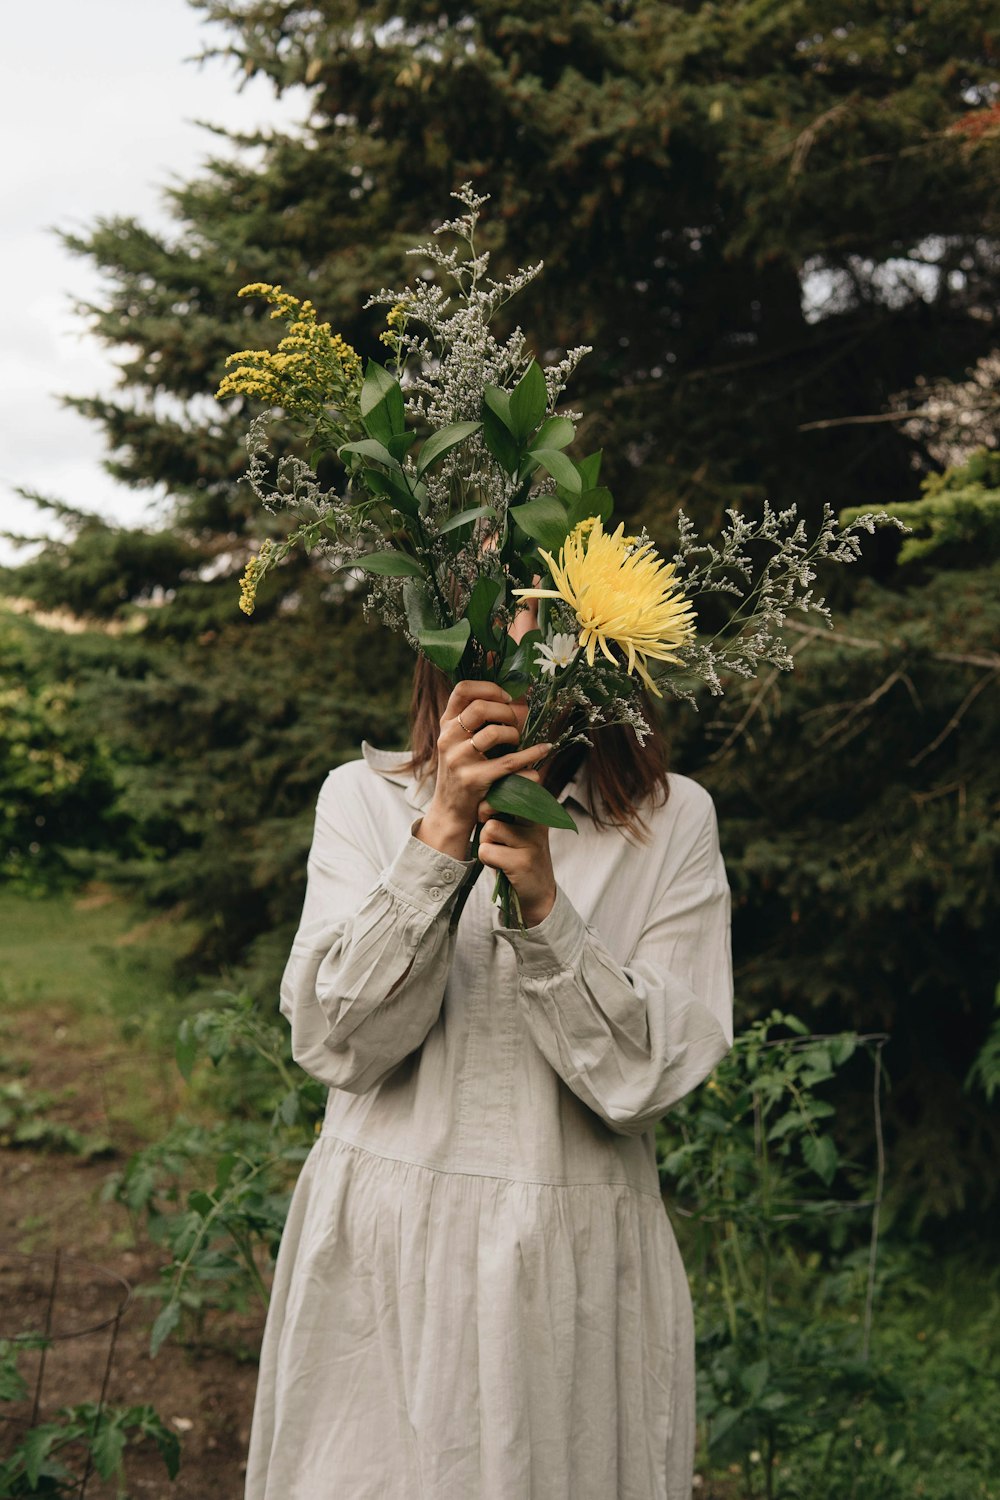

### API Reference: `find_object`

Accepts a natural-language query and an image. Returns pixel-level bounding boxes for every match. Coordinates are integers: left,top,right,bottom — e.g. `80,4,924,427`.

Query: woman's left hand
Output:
476,771,557,928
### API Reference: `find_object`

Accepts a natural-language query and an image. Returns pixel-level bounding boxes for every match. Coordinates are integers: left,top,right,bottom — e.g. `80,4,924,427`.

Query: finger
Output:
476,841,502,871
481,810,550,840
478,742,553,781
480,818,527,846
468,723,520,756
445,681,513,721
457,697,522,733
476,839,514,872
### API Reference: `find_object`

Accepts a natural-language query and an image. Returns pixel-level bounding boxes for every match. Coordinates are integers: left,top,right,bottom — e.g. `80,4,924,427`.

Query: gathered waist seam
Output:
316,1127,664,1201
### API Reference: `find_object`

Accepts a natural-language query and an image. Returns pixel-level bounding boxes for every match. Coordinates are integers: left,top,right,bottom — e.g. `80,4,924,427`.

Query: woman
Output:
245,639,734,1500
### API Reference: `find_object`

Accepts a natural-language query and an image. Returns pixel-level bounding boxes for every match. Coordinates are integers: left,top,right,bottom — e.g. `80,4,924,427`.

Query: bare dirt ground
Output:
1,1158,260,1498
0,903,262,1499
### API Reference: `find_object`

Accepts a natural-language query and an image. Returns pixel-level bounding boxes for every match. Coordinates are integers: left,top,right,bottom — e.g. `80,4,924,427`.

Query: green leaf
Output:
22,1426,64,1487
485,774,578,830
497,628,542,685
802,1043,833,1076
707,1405,743,1449
577,449,603,489
481,401,520,473
360,467,421,519
149,1300,182,1358
567,485,614,527
766,1109,803,1143
90,1412,128,1480
465,575,505,648
510,495,571,552
802,1133,839,1185
138,1411,182,1479
188,1190,214,1217
402,578,438,636
360,360,405,442
353,551,426,579
482,384,514,431
509,360,548,442
415,420,481,478
418,619,471,673
389,471,426,515
278,1090,302,1125
0,1351,28,1404
438,504,496,537
339,437,401,472
386,431,418,462
830,1035,858,1066
358,465,413,519
533,415,576,451
529,447,582,494
741,1358,770,1401
155,1433,183,1480
174,1022,197,1083
215,1152,237,1191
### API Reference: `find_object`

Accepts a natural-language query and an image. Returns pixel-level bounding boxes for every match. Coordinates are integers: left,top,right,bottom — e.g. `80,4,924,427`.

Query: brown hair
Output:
405,656,670,839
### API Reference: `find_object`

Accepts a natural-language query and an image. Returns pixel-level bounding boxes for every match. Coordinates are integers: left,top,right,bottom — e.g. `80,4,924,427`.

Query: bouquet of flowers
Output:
217,185,898,926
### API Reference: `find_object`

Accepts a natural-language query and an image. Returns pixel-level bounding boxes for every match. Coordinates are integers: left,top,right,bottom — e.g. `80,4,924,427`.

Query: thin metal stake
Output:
77,1305,124,1499
30,1247,61,1427
862,1044,886,1362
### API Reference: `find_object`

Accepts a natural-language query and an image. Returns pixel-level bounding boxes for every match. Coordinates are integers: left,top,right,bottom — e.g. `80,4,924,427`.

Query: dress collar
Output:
360,741,593,816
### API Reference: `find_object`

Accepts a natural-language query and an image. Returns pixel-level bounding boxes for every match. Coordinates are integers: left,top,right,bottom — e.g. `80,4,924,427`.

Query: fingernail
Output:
503,692,513,703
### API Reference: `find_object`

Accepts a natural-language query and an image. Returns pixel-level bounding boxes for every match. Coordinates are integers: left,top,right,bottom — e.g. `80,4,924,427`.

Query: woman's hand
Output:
477,771,557,927
416,681,552,861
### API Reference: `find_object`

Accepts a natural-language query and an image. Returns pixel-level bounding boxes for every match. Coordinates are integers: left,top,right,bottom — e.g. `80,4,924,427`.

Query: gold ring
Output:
457,711,475,737
469,732,487,759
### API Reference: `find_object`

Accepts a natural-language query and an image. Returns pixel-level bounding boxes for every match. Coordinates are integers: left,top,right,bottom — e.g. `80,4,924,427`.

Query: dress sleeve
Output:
279,771,475,1094
495,794,733,1136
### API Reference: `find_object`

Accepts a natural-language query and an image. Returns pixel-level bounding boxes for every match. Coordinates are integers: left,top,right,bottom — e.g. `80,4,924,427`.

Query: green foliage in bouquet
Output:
218,187,898,922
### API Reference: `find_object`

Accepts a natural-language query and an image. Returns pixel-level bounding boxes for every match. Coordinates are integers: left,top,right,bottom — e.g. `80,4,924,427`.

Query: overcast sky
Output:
0,0,307,565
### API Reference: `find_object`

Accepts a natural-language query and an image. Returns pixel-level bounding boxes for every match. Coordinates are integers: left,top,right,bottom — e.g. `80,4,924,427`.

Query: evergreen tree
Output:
4,0,999,1217
677,452,1000,1224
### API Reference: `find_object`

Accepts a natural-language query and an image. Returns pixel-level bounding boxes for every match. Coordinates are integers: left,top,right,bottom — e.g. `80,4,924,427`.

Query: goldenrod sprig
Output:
217,283,362,434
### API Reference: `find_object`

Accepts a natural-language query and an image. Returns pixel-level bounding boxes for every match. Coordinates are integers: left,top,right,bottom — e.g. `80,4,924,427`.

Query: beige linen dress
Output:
245,744,733,1500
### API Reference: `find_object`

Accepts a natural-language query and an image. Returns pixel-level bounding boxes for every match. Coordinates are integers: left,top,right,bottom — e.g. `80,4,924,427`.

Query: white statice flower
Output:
535,632,579,677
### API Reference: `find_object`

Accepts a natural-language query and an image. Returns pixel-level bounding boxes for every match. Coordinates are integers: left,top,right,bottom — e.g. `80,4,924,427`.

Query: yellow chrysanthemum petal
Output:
514,517,695,697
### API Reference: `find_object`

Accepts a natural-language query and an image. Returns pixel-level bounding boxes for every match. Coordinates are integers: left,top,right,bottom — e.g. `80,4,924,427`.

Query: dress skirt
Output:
246,1133,696,1500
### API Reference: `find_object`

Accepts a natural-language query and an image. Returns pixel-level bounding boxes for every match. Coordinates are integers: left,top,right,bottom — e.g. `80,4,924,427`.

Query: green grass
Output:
0,886,187,1013
0,886,200,1149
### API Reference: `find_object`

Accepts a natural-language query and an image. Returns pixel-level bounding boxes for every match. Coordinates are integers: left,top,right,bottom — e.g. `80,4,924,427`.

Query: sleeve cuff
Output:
381,822,477,918
494,885,587,977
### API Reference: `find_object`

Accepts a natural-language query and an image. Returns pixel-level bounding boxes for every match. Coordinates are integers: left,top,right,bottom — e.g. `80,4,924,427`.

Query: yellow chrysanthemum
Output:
514,517,695,696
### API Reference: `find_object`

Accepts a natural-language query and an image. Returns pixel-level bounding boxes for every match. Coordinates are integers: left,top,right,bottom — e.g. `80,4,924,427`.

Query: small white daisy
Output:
535,631,579,677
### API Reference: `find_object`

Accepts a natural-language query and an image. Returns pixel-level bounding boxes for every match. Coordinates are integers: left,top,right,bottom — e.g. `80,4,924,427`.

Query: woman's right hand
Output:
415,680,552,861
